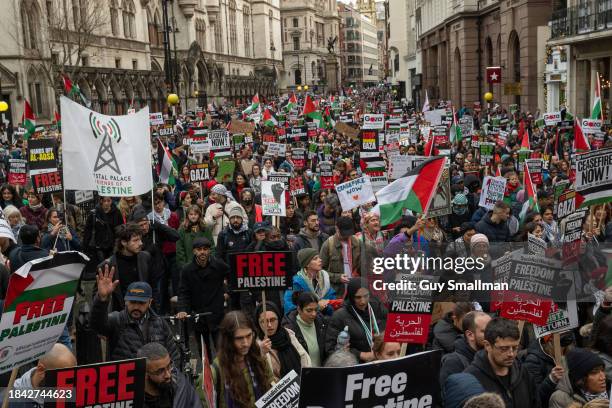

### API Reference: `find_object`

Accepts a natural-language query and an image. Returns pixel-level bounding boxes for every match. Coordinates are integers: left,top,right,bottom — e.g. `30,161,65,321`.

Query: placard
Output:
8,159,27,185
74,190,94,204
335,176,376,212
299,350,441,408
289,176,306,197
556,189,576,220
267,142,287,157
362,114,385,130
45,358,146,408
479,176,507,210
149,112,164,126
215,160,235,183
525,158,543,185
319,161,334,189
190,136,210,154
32,171,63,194
543,112,561,126
574,148,612,207
479,142,495,165
189,162,210,182
208,129,231,158
580,118,603,134
28,138,57,176
229,251,293,290
292,148,306,169
527,233,547,256
262,179,287,216
560,211,586,265
256,370,299,408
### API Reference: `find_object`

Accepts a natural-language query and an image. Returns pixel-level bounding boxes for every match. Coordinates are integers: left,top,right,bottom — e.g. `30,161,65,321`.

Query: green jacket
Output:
176,227,215,269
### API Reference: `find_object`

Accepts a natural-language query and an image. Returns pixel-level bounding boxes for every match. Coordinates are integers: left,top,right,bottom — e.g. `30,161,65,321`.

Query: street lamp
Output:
0,101,8,113
304,85,309,91
167,93,179,105
297,85,302,92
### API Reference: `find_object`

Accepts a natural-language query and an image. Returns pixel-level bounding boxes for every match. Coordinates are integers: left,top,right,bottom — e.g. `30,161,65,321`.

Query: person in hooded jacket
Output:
549,348,610,408
523,333,571,408
324,278,387,363
445,193,473,239
432,302,474,353
464,317,539,408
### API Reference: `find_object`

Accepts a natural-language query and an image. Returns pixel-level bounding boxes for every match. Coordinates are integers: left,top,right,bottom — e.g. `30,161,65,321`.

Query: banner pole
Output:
151,189,156,244
399,343,407,357
553,333,562,365
261,290,268,341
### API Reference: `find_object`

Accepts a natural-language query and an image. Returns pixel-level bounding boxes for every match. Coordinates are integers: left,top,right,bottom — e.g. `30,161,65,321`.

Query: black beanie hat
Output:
565,348,604,386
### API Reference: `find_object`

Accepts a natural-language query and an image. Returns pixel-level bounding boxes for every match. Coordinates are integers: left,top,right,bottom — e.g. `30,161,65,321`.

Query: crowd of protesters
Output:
0,86,610,408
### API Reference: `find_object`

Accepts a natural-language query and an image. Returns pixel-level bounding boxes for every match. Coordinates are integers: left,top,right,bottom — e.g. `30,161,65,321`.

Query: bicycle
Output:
161,312,211,384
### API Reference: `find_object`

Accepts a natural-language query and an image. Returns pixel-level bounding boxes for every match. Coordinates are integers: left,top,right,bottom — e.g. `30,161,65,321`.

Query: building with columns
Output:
0,0,282,127
416,0,552,112
547,0,612,118
278,0,341,93
387,0,419,103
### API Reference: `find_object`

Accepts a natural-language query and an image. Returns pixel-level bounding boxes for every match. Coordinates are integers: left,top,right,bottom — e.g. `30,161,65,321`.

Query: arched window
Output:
243,7,251,57
269,10,273,35
214,17,223,53
154,11,162,46
110,0,119,36
72,0,80,28
196,19,206,50
147,10,156,45
454,48,462,106
21,0,40,50
485,36,493,67
229,0,237,54
27,67,48,118
508,30,520,105
122,0,135,39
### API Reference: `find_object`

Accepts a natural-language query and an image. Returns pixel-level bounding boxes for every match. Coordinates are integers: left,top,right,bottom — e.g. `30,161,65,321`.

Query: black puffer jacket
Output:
523,339,557,408
82,204,124,280
144,370,203,408
464,349,540,408
475,212,510,242
177,257,228,330
282,309,328,364
90,295,180,368
432,312,462,353
440,336,476,388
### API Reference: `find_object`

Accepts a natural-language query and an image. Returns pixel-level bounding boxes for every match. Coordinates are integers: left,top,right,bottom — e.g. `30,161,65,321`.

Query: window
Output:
155,11,163,46
196,19,206,50
293,36,300,51
110,0,119,36
30,83,43,115
215,18,223,53
21,0,40,50
243,7,251,57
132,59,138,70
82,55,89,66
46,0,52,25
122,0,135,38
292,18,298,27
115,58,121,68
147,11,156,45
229,0,237,54
269,10,273,40
72,0,80,28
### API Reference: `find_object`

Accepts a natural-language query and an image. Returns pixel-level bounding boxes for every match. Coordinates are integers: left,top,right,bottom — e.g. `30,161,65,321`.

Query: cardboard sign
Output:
533,292,578,338
479,176,507,210
384,275,435,344
256,370,299,408
299,350,442,408
32,170,63,194
335,176,376,212
232,133,246,152
208,129,232,158
580,118,603,134
556,189,576,220
45,358,146,408
158,124,175,137
149,112,164,126
574,148,612,206
28,138,57,176
229,251,293,290
479,142,495,165
190,136,210,154
543,112,561,126
8,159,27,185
262,179,287,216
362,114,385,130
288,126,308,143
189,162,210,182
267,142,287,157
0,252,87,374
230,119,256,134
360,130,379,157
553,180,571,216
428,163,452,217
335,122,360,140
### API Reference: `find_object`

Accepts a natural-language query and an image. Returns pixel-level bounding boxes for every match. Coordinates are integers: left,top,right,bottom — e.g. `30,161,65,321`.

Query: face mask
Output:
453,205,467,215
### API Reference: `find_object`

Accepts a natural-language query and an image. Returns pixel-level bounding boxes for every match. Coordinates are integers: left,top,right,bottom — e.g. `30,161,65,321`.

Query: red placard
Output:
499,291,553,326
384,312,431,344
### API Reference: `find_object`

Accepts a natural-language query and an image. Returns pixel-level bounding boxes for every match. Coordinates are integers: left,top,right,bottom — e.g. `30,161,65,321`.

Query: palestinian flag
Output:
450,108,462,144
423,130,437,156
372,157,446,225
303,95,324,128
157,138,178,186
263,108,278,127
2,252,86,370
591,72,603,120
242,94,260,115
23,100,36,140
62,74,91,107
285,93,297,112
324,106,336,129
520,162,539,221
520,121,530,150
53,111,61,128
574,118,590,153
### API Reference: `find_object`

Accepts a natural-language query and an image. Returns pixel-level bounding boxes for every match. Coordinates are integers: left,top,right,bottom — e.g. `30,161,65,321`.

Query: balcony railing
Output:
551,0,612,40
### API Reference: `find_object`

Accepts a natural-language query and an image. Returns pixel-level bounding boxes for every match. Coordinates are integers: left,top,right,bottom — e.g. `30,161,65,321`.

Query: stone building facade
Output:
0,0,282,126
339,2,379,87
417,0,552,112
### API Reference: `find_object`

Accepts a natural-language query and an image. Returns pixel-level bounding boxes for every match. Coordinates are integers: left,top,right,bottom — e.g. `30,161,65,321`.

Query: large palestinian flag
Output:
0,252,87,374
372,157,446,225
242,94,260,115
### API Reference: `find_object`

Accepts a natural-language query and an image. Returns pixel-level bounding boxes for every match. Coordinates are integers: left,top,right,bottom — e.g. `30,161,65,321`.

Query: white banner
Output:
580,118,603,134
362,114,385,130
0,252,88,374
423,109,446,126
479,176,507,210
335,176,376,211
543,112,561,126
60,97,153,196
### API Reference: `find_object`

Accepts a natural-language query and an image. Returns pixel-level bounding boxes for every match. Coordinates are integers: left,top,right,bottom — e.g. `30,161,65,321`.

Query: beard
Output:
152,377,173,393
